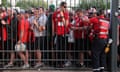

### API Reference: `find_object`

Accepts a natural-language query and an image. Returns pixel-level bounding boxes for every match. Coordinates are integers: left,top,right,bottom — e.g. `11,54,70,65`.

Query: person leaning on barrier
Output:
71,9,90,67
46,4,55,66
30,7,47,68
0,10,6,66
52,1,70,67
2,8,18,68
17,11,30,68
90,10,110,72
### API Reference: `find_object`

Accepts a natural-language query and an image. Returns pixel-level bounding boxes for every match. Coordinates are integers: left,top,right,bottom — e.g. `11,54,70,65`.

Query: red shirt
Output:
2,16,11,41
89,17,99,41
18,17,29,43
90,16,109,39
2,27,7,41
52,9,69,35
74,16,89,39
28,30,35,42
27,20,35,42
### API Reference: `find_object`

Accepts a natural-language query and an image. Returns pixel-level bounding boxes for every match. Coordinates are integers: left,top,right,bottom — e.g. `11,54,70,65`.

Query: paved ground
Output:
2,70,117,72
1,67,120,72
2,69,120,72
2,70,92,72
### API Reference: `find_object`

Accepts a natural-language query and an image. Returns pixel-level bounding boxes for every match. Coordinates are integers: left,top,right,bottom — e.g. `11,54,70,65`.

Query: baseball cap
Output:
49,4,55,11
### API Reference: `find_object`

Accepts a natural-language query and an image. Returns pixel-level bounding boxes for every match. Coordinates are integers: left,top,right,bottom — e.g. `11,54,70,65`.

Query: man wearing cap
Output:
46,4,55,65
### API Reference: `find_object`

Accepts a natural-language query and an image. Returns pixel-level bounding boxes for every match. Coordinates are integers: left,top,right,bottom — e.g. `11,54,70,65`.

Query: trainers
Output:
76,63,85,68
64,61,72,67
34,63,44,68
21,64,30,69
4,64,13,68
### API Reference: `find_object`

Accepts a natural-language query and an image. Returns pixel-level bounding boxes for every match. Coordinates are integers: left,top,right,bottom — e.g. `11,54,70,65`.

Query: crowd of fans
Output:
0,1,119,72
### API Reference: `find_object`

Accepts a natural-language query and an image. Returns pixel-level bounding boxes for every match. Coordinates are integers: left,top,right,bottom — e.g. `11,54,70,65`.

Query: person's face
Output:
79,12,83,17
17,14,20,20
39,8,43,14
63,4,67,8
61,3,67,10
18,13,24,20
7,9,13,16
92,13,97,17
34,9,39,17
76,12,79,16
25,13,29,18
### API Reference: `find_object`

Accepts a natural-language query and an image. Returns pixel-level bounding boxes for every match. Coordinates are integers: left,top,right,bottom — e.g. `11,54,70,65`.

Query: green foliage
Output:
16,0,48,9
78,0,110,9
1,0,10,7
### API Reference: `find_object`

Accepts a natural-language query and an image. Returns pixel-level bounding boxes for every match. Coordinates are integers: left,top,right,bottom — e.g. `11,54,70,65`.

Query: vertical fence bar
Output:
110,0,118,72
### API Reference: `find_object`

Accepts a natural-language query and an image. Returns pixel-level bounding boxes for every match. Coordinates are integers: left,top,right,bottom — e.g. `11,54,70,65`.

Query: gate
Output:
0,0,119,72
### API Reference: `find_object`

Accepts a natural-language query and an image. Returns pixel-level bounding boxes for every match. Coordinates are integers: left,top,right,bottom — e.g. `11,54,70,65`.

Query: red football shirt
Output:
18,17,29,43
74,16,89,39
52,9,69,35
2,16,12,41
90,16,109,39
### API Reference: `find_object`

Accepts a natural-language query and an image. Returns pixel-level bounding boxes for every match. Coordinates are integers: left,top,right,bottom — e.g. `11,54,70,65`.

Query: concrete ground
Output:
2,70,92,72
0,67,120,72
0,70,99,72
2,69,120,72
1,70,117,72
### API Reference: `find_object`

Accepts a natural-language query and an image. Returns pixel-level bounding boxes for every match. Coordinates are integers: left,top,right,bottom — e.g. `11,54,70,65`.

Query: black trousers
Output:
91,37,107,69
56,35,68,66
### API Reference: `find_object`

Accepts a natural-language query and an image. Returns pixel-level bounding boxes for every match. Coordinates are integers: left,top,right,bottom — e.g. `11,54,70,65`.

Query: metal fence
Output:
0,0,119,71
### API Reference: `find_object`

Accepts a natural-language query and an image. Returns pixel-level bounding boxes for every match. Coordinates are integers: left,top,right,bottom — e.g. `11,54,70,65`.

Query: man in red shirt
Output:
17,11,30,68
2,8,18,68
4,10,30,68
52,2,69,67
90,10,109,72
72,9,89,67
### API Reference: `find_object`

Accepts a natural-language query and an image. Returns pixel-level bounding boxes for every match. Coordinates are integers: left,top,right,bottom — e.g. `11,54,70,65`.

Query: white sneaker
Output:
4,64,13,68
34,63,44,68
64,61,72,67
21,64,30,69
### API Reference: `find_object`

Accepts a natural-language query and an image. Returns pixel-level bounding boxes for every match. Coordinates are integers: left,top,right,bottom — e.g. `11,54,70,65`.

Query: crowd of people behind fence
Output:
0,1,120,72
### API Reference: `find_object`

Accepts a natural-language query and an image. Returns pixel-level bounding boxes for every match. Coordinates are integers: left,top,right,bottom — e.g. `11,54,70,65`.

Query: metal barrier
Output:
0,0,119,71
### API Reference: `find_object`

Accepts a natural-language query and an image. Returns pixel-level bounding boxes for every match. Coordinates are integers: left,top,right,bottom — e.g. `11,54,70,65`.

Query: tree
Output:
78,0,110,9
1,0,10,7
16,0,48,9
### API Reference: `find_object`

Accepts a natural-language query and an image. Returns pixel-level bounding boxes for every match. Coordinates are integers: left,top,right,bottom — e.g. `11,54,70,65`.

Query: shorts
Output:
23,43,29,50
4,39,16,50
34,37,47,50
27,42,34,50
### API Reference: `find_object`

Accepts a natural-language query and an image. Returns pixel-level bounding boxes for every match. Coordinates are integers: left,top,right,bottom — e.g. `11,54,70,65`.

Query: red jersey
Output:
89,17,99,41
2,16,11,41
18,17,29,43
52,9,69,35
74,16,89,39
90,16,109,39
27,20,35,42
2,27,7,41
